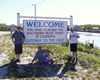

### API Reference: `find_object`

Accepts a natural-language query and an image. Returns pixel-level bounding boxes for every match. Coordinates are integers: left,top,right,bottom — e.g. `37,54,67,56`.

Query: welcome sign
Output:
23,20,67,44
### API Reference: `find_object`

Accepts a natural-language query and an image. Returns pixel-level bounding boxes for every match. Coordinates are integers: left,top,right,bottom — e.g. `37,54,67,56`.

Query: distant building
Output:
92,27,100,32
92,27,99,30
80,27,86,31
7,24,17,31
7,24,18,34
81,27,85,29
73,25,81,31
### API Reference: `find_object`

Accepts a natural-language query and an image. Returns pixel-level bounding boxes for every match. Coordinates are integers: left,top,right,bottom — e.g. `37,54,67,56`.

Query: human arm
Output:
74,35,79,38
31,58,35,63
70,33,73,40
11,32,15,44
12,38,15,44
22,33,25,44
75,33,80,38
49,50,53,55
70,33,79,39
22,37,25,44
31,52,38,63
69,32,74,40
46,50,53,55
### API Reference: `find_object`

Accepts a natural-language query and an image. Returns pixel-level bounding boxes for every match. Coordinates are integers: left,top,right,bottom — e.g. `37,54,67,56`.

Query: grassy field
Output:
0,34,100,80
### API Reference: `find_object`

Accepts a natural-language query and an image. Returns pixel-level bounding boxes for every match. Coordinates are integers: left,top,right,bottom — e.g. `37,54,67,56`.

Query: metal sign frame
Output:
17,13,73,56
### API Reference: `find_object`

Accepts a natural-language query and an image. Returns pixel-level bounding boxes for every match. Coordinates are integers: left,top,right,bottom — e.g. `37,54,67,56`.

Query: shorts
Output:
39,58,51,63
44,58,51,63
70,43,77,52
14,44,23,54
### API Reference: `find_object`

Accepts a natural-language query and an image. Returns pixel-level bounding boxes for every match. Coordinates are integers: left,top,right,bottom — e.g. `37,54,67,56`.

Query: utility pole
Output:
34,4,36,20
32,4,36,20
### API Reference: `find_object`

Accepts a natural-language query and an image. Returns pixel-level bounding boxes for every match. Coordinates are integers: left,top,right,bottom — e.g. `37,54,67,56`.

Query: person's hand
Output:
51,52,53,55
73,35,76,37
22,41,24,44
70,35,75,37
13,41,15,44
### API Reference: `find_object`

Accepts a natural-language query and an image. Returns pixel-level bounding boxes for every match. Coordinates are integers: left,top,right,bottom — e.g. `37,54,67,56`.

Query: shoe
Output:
53,59,57,62
68,56,72,62
51,61,54,64
71,58,75,63
50,59,57,64
75,58,78,62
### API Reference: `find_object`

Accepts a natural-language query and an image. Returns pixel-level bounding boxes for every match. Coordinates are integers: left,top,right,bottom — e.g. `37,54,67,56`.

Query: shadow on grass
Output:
58,57,77,78
0,62,62,79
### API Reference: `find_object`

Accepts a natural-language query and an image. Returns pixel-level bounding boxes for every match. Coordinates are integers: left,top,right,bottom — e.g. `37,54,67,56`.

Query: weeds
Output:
0,34,100,79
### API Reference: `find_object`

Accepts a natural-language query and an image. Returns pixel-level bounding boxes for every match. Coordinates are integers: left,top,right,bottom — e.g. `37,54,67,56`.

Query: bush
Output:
0,24,7,31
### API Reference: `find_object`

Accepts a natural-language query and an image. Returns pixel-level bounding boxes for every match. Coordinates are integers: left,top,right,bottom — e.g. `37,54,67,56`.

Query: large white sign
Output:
23,20,67,44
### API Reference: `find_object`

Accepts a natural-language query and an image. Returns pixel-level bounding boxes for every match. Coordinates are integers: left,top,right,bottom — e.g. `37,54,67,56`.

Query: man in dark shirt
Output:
12,27,25,62
31,46,54,64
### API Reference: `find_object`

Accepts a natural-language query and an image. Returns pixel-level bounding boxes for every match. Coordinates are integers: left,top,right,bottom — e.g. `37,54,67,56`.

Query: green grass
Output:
78,51,100,70
78,43,100,56
23,43,69,60
0,24,7,31
0,34,100,79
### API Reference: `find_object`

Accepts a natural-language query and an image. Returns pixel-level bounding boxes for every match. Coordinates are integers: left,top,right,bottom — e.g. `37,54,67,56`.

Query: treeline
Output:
0,24,7,31
80,24,100,28
79,24,100,32
0,24,100,31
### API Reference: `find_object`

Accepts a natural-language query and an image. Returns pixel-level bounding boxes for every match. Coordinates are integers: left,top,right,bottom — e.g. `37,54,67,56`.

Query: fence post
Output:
17,13,20,26
69,15,73,56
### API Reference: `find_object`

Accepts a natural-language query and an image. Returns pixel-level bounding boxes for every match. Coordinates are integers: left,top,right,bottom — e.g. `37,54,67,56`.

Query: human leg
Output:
16,54,20,60
14,44,22,62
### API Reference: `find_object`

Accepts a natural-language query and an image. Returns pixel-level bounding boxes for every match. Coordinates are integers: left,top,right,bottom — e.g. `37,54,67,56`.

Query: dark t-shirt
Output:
34,50,50,63
12,31,25,44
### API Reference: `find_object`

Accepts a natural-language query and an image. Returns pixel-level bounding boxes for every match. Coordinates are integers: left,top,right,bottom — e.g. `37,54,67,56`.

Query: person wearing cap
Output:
12,27,25,62
31,46,55,64
70,28,80,62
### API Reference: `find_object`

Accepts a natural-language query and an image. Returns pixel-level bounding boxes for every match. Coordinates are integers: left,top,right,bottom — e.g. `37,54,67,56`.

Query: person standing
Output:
12,27,25,62
70,28,79,62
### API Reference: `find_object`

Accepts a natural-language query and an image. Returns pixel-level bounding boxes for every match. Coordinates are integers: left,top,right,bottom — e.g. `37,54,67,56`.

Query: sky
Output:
0,0,100,25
